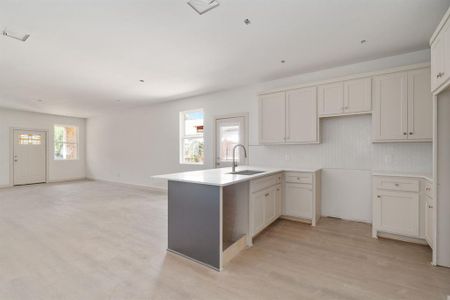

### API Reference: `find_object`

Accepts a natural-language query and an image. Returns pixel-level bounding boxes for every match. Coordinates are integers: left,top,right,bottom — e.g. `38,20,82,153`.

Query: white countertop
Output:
372,170,432,182
154,166,320,187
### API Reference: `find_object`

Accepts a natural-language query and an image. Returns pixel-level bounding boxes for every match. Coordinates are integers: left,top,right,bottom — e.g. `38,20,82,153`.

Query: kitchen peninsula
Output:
155,166,321,271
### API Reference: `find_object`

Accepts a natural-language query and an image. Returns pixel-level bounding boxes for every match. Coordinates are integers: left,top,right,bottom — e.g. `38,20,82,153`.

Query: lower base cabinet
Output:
375,190,419,237
424,194,434,247
282,171,321,226
284,183,313,220
372,175,434,249
250,174,282,237
250,170,321,238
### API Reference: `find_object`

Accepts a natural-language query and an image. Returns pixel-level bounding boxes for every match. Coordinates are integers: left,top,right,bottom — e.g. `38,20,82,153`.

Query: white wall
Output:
86,49,433,223
0,108,86,186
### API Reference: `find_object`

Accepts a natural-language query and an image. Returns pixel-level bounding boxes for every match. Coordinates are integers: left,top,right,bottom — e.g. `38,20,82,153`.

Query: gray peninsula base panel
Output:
167,181,221,270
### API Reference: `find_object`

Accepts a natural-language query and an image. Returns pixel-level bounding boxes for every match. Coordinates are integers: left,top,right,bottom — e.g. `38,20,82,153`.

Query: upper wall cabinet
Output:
286,87,318,144
372,68,432,142
259,87,319,145
318,78,371,117
318,82,343,116
259,92,286,144
430,11,450,93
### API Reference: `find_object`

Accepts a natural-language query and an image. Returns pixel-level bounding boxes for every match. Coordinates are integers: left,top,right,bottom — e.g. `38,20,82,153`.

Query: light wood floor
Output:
1,180,449,300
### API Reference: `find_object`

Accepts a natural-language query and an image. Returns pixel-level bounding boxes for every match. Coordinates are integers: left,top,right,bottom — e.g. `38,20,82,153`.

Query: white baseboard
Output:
86,177,168,193
47,177,87,183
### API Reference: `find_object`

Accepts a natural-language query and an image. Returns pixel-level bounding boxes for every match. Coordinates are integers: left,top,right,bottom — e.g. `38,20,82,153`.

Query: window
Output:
54,125,78,160
19,134,42,145
180,109,204,164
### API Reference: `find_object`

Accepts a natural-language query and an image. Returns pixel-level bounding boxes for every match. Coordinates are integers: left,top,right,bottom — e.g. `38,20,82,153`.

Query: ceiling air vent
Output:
187,0,220,15
2,28,30,42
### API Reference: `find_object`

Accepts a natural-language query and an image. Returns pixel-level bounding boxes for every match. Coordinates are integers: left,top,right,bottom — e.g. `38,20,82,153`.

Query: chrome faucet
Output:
232,144,247,173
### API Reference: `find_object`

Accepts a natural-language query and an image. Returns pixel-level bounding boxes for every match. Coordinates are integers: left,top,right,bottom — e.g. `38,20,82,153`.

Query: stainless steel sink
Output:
228,170,265,175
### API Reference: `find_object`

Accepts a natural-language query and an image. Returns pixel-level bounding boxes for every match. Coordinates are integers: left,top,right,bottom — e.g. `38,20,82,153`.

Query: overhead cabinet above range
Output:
318,77,372,117
259,87,319,145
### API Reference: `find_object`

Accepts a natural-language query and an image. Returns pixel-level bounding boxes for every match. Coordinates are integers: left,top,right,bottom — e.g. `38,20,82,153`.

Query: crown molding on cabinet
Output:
259,62,431,96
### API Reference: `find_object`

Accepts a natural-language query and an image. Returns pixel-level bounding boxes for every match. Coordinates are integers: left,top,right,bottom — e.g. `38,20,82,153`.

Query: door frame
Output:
9,127,49,186
213,113,249,168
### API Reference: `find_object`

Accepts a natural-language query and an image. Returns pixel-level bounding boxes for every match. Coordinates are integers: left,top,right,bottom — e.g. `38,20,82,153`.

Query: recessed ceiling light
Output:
187,0,220,15
2,28,30,42
244,19,251,25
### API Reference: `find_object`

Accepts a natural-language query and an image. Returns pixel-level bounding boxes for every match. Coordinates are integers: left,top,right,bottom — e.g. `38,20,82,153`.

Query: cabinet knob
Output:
403,132,407,135
377,195,381,198
409,132,413,135
395,183,399,187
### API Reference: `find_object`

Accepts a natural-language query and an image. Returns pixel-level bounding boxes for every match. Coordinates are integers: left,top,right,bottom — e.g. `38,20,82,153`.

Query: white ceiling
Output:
0,0,449,118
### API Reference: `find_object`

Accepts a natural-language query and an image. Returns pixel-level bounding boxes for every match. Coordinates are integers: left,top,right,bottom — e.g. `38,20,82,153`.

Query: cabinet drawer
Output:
285,172,313,184
251,173,282,193
375,176,419,193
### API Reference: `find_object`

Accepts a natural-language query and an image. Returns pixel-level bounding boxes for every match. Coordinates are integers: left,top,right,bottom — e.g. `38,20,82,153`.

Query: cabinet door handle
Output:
428,205,433,209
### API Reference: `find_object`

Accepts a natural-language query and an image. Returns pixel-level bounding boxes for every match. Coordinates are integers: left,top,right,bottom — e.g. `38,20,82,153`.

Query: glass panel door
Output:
215,116,247,168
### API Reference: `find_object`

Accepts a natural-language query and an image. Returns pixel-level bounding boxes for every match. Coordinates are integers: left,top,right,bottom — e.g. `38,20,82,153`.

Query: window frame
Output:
54,125,79,161
179,109,204,165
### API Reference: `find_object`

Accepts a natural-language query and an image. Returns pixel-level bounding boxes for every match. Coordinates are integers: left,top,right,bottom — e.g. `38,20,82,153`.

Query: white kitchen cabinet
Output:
259,87,318,145
259,92,285,144
424,194,434,248
431,33,446,91
372,175,434,245
286,87,318,144
372,72,408,141
251,188,267,236
343,77,372,114
276,183,282,217
407,68,432,140
372,68,432,142
318,78,371,117
282,171,321,226
318,82,344,116
250,173,282,237
263,187,277,226
430,8,450,93
284,183,313,219
375,190,419,237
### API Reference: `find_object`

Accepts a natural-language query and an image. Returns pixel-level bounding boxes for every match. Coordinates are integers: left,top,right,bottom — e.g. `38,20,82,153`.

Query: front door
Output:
215,116,247,168
13,130,47,185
